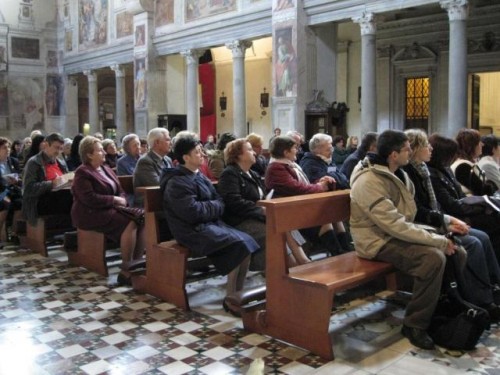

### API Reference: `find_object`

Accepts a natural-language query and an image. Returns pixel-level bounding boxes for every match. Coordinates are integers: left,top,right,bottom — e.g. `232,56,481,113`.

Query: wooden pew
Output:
237,191,396,360
25,214,74,257
64,175,133,275
117,175,134,195
132,186,216,310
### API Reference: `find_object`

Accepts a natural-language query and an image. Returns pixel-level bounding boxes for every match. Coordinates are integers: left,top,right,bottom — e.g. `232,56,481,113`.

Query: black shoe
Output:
482,303,500,323
222,299,241,318
117,272,132,286
401,325,435,350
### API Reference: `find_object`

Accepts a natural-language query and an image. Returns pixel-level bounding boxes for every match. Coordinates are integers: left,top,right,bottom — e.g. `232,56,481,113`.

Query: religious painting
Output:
185,0,236,22
134,57,147,109
46,50,58,68
46,75,64,117
8,76,45,131
135,24,146,46
274,27,296,97
0,74,8,116
274,0,294,11
155,0,174,27
116,11,133,38
78,0,108,49
65,30,73,52
11,37,40,59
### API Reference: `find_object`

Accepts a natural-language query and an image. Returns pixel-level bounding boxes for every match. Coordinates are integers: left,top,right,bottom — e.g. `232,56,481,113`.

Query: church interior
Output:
1,0,500,374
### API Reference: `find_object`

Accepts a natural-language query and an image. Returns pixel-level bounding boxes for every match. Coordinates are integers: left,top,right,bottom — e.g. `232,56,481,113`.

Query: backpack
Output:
428,251,490,351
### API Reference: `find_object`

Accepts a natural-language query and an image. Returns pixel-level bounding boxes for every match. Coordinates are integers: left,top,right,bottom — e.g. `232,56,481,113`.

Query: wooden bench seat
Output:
131,186,216,311
288,253,395,290
235,190,396,360
25,214,74,257
62,176,135,275
64,230,120,276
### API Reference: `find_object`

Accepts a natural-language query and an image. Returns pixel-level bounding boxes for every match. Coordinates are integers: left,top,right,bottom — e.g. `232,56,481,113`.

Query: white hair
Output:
309,133,332,153
147,127,170,148
122,133,140,153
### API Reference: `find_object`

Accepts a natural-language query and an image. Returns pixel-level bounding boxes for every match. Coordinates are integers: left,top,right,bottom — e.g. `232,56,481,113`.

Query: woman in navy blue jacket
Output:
160,135,259,314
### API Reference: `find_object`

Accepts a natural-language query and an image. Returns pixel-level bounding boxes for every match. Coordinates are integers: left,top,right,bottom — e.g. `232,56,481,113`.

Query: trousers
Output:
375,237,446,330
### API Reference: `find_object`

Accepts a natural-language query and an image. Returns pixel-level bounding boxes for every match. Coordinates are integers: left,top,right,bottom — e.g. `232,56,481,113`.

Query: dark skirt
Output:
234,219,266,271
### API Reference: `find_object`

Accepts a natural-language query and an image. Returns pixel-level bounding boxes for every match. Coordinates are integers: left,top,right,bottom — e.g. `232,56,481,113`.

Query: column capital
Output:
225,40,253,58
111,64,126,78
180,49,203,65
440,0,468,21
83,70,97,82
352,12,377,36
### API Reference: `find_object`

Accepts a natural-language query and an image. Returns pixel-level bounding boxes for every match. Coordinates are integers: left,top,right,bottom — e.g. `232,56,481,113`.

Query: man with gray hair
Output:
117,133,141,176
133,128,173,206
300,132,351,252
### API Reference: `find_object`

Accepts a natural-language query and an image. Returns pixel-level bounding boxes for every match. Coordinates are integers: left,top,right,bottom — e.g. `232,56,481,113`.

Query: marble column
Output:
181,49,202,134
111,64,127,142
226,40,252,138
441,0,469,137
83,70,99,134
353,12,377,134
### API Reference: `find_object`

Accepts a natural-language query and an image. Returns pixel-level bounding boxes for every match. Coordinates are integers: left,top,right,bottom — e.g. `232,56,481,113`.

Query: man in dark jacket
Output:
22,133,72,225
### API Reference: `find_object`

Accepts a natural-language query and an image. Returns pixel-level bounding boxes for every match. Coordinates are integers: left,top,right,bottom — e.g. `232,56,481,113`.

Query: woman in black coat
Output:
428,133,500,262
218,139,310,270
160,135,259,315
404,130,500,315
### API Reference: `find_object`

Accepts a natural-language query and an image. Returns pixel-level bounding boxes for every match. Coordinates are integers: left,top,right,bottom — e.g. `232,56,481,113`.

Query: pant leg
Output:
374,238,446,330
457,233,493,306
469,227,500,285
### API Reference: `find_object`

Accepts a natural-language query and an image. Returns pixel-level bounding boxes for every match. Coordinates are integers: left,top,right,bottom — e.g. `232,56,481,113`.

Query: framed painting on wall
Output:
11,37,40,60
116,11,133,38
155,0,174,27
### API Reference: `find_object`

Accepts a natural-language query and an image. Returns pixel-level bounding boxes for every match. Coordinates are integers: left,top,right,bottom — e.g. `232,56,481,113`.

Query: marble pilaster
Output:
226,40,252,138
441,0,469,137
83,70,99,134
353,12,378,134
181,49,203,134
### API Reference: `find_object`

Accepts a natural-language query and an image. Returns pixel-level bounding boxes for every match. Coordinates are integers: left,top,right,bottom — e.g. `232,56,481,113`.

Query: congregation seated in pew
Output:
218,138,310,269
0,137,22,245
265,135,347,256
133,127,173,207
22,133,73,227
71,136,145,285
160,134,259,315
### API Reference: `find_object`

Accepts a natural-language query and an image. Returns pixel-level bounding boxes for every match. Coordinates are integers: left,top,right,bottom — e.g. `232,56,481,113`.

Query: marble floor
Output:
0,241,499,375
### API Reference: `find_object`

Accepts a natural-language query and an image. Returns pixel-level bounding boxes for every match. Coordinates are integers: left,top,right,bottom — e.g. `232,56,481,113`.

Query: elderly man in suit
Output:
133,127,173,207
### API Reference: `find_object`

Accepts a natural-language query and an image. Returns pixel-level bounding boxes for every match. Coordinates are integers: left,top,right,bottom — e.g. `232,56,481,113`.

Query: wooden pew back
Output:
241,190,396,360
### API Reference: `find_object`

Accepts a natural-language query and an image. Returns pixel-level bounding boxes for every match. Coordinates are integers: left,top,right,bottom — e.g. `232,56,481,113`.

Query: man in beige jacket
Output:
350,130,458,350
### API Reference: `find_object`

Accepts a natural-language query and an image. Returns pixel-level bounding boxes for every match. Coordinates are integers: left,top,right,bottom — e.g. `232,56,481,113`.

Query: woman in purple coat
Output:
71,136,145,284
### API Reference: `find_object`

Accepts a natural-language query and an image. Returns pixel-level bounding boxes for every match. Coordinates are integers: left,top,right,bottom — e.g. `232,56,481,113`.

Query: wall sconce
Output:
219,91,227,117
83,123,90,136
260,87,269,116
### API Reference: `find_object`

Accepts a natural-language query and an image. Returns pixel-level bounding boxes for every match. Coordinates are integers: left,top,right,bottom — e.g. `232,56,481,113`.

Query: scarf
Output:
269,157,310,184
411,160,439,211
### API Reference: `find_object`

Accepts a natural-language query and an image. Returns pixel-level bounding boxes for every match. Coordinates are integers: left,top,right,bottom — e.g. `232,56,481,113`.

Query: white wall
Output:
166,54,186,116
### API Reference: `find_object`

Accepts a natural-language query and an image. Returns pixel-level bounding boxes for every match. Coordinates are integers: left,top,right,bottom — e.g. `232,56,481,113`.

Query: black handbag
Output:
428,252,490,351
116,206,145,226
